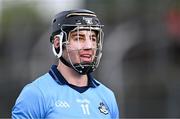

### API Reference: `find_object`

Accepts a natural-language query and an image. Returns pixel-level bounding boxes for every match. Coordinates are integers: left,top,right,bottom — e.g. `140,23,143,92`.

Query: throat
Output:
64,73,90,93
67,75,88,87
57,62,88,87
68,83,89,93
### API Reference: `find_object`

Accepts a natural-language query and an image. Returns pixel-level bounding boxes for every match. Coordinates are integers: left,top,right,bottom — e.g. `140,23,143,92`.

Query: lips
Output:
80,54,93,62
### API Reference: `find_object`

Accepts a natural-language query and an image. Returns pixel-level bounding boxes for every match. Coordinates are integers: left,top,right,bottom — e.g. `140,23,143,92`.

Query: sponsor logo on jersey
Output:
55,100,70,108
98,102,109,115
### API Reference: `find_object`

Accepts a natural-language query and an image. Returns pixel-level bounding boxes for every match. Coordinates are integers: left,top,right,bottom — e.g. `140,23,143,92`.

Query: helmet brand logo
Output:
83,17,93,25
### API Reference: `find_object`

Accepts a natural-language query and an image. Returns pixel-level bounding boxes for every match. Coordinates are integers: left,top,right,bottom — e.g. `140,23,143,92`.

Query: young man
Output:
12,9,119,119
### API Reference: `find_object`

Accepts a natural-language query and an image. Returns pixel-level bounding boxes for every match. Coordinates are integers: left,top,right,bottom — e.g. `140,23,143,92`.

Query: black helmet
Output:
50,9,101,43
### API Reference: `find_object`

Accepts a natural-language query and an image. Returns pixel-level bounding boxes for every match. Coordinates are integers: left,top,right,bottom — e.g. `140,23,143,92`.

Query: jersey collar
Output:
49,65,99,88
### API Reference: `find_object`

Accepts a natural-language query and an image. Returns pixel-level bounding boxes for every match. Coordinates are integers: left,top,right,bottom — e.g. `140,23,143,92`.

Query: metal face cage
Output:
61,24,104,74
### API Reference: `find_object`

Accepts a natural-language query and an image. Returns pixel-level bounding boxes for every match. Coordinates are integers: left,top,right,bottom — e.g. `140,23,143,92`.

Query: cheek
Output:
68,50,80,61
91,42,97,49
92,50,97,59
67,41,80,50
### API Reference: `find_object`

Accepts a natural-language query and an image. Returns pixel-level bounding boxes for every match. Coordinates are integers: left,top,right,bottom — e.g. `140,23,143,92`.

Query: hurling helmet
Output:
50,9,104,74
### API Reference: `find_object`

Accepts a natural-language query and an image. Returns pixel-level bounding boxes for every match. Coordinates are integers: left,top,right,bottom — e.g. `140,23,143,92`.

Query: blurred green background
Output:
1,0,180,118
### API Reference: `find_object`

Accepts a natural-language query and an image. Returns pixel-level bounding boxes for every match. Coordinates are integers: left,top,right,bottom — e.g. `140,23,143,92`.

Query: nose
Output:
83,37,93,49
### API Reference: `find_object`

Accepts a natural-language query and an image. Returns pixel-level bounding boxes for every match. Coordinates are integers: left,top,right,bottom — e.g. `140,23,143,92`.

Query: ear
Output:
52,33,63,58
54,35,61,48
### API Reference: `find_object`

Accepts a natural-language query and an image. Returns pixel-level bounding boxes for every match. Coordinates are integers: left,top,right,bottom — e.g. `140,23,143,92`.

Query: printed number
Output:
81,103,90,115
76,99,90,115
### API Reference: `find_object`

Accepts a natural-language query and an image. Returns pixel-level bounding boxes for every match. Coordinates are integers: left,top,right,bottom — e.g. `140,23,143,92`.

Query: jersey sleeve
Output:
109,92,119,119
111,94,119,119
12,84,46,119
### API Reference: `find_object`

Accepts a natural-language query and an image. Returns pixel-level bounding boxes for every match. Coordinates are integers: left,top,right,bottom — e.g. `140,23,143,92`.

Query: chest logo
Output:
98,102,109,115
55,100,70,108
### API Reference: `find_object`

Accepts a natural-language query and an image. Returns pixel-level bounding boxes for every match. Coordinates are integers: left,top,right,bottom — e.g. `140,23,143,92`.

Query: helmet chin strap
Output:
60,56,94,75
60,56,72,68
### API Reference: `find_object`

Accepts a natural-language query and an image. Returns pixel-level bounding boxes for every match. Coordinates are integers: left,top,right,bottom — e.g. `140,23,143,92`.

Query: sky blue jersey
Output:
12,65,119,119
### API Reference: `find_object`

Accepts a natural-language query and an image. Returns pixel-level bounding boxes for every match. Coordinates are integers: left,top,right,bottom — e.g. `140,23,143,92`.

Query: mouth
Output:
80,54,93,62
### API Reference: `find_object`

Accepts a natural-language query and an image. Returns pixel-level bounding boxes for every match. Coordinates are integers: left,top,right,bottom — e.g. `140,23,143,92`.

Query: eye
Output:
73,37,78,41
91,36,97,42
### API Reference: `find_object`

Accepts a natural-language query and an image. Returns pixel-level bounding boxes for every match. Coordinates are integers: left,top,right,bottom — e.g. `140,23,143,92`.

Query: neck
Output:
57,61,88,87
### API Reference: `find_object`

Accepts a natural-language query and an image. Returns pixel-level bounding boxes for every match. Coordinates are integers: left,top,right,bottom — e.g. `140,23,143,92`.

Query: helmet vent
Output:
66,13,96,18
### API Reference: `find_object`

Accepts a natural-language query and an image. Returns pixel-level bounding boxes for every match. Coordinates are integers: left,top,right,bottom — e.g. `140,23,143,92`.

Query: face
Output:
63,30,98,64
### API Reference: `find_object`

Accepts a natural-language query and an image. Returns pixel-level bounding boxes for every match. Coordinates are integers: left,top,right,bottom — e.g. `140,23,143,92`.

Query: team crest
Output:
98,102,109,115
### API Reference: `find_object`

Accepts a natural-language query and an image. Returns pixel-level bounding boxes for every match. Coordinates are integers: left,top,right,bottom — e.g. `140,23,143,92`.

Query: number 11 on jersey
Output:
81,103,90,115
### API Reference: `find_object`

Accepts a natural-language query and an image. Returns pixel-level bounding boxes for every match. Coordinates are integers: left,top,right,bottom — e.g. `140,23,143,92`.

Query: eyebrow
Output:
70,31,96,37
71,32,84,37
